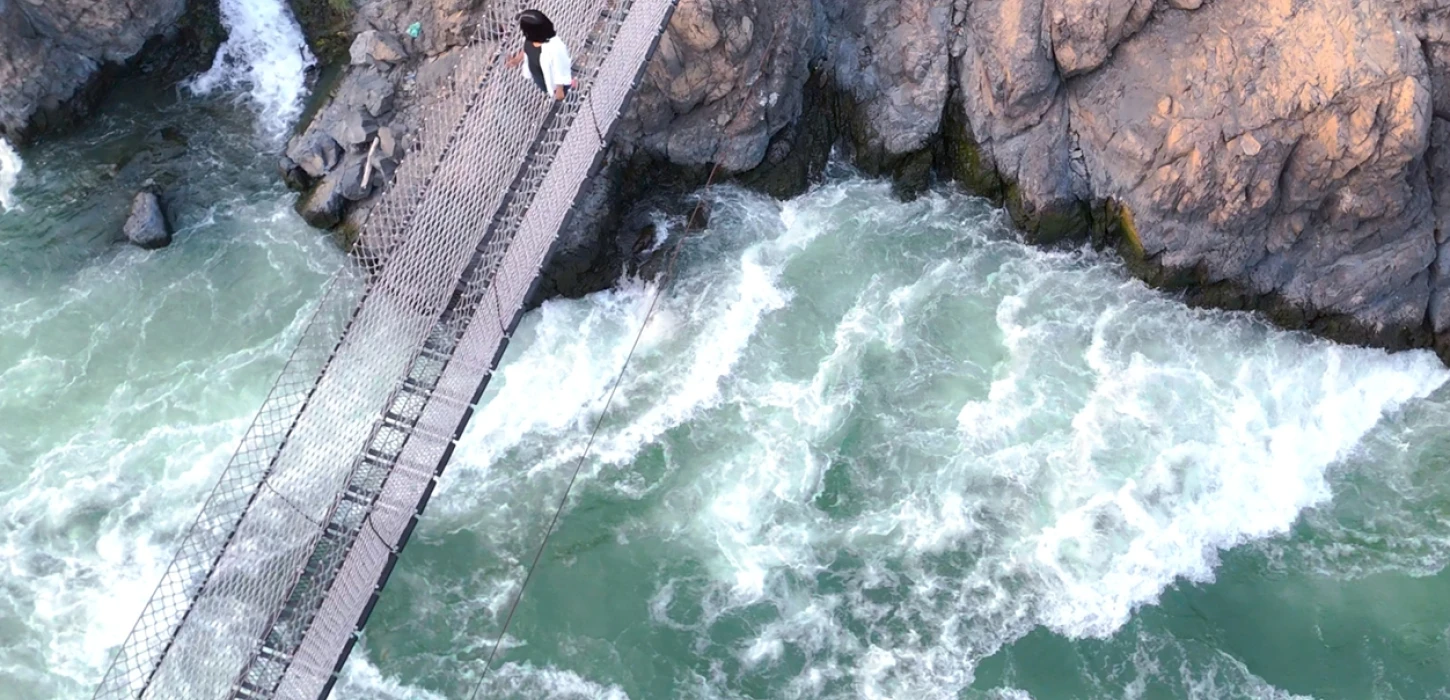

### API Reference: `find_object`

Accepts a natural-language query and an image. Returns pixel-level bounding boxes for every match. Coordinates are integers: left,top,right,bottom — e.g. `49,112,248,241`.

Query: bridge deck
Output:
94,0,677,696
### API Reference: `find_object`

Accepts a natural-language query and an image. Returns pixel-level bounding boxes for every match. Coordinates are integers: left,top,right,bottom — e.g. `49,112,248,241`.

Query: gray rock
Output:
1046,0,1155,77
1,0,186,135
376,127,398,160
354,0,480,56
350,30,409,66
296,172,347,229
351,70,397,117
280,156,310,191
618,0,815,172
286,131,344,180
281,31,423,231
827,0,954,157
337,150,383,201
327,110,379,149
282,65,395,204
1069,0,1434,332
123,191,171,249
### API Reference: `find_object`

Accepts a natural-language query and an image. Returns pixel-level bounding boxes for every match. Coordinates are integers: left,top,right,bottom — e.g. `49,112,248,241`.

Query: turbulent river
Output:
4,12,1450,698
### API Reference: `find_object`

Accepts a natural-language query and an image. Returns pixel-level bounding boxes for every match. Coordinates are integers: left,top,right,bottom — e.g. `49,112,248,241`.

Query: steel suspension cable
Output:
464,28,780,699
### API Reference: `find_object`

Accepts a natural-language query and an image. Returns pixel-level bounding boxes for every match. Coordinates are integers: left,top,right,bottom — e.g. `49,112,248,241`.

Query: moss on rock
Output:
940,98,1004,202
829,83,936,201
1109,199,1142,257
289,0,355,65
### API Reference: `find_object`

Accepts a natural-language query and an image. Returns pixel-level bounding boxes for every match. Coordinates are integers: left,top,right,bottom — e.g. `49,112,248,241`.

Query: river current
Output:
3,7,1450,698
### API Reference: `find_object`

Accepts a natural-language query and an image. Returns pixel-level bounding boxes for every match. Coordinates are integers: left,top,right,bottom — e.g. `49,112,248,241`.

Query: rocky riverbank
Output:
7,0,1450,363
275,0,1450,363
632,0,1450,366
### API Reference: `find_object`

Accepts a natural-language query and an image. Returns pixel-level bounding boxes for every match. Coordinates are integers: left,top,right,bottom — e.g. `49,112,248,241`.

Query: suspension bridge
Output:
93,0,677,696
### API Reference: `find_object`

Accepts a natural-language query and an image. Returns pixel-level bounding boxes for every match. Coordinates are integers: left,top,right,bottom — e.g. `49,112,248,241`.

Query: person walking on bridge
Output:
505,9,576,101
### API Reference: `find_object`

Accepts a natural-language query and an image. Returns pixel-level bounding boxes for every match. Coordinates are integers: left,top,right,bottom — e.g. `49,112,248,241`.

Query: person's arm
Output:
505,50,523,69
547,40,573,100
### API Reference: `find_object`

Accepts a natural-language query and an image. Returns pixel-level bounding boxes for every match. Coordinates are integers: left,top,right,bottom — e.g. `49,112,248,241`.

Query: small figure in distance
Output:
504,9,576,101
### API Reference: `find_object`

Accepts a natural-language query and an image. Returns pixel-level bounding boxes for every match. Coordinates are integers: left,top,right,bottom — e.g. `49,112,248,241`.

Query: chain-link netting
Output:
93,0,677,696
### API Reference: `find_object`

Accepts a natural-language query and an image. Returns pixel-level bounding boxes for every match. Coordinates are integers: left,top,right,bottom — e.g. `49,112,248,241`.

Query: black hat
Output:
519,9,556,43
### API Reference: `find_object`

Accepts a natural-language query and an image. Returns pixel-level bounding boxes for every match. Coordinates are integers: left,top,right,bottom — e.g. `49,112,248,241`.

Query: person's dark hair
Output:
519,9,556,43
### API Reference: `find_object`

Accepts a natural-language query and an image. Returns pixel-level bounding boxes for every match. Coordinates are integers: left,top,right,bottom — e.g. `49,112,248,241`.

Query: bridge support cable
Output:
464,26,781,697
93,0,680,698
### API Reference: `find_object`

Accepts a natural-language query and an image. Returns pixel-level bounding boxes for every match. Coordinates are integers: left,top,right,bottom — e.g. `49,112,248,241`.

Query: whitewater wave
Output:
429,190,819,524
0,187,342,697
365,180,1450,698
334,651,449,700
335,650,629,700
1246,389,1450,580
187,0,315,139
0,138,21,211
972,619,1315,700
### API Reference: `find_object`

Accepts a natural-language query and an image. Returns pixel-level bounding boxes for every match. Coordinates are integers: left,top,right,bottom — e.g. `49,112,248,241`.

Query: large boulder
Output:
939,0,1450,347
296,171,347,229
825,0,954,159
286,130,344,180
1047,0,1156,78
123,190,172,249
350,30,408,66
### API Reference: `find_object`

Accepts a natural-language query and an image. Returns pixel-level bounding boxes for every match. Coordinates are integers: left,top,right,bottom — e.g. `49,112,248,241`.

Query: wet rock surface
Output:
123,190,172,249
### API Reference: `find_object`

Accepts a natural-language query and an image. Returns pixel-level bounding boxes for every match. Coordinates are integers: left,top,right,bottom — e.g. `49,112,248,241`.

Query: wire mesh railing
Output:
93,0,678,696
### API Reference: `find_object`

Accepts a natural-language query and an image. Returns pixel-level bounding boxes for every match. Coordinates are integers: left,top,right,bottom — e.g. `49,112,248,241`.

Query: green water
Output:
5,95,1450,700
343,185,1450,699
0,86,343,698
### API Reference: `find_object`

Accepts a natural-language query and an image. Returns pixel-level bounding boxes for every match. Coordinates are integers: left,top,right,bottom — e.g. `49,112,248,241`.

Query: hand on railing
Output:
504,51,524,69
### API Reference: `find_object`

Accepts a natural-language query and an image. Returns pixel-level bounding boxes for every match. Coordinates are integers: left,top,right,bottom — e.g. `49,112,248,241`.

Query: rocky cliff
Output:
277,0,1450,363
0,0,223,140
1064,0,1441,352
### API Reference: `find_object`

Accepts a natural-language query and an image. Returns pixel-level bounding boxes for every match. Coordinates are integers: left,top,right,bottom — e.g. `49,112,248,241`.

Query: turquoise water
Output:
341,183,1450,699
0,87,343,698
5,91,1450,699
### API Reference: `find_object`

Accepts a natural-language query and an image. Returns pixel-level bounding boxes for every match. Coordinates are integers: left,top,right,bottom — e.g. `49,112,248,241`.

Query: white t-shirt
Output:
521,37,573,94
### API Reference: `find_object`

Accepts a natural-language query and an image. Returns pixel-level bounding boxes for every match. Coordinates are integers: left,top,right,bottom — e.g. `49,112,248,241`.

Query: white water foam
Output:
1249,392,1450,580
334,651,448,700
187,0,315,139
336,652,630,700
0,184,343,697
350,181,1450,698
1109,623,1314,700
431,191,818,523
970,284,1449,640
0,138,21,211
481,663,632,700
